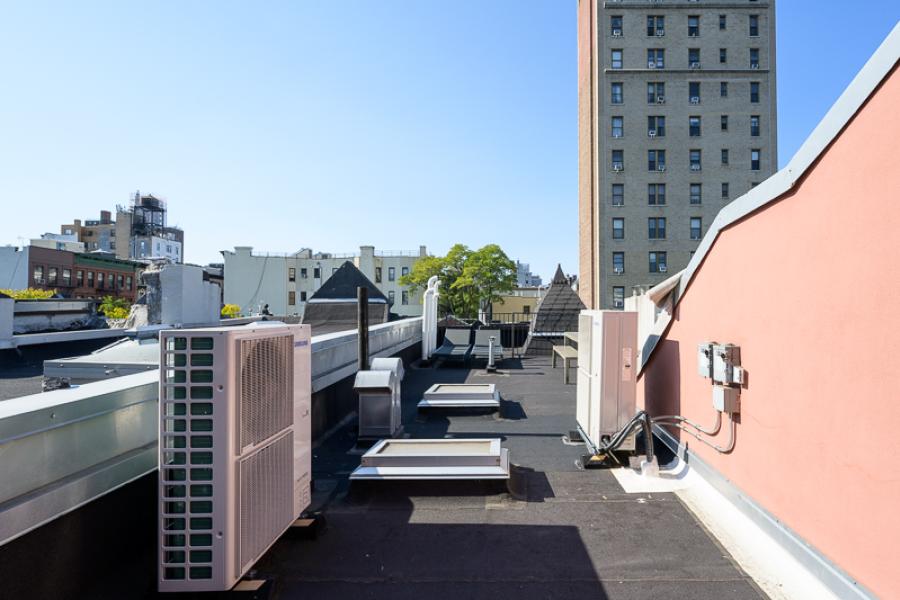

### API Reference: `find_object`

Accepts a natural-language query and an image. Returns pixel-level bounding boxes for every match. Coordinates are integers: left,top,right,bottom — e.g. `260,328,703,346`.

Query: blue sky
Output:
0,2,897,282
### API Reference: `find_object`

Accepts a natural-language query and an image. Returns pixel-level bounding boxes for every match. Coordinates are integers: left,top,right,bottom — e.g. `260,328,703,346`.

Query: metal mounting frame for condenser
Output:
416,383,500,409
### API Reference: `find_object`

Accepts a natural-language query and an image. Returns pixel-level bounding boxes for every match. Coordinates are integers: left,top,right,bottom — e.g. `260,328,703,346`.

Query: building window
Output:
612,149,624,171
690,149,702,171
612,252,625,274
611,49,623,69
33,265,44,284
612,183,625,206
689,116,701,137
689,81,701,103
649,251,668,273
611,116,624,138
87,271,94,287
301,267,308,279
751,82,760,103
300,291,307,302
388,290,395,304
719,48,727,64
722,182,730,198
690,217,703,240
96,272,104,288
401,291,409,305
375,267,382,283
688,48,700,68
688,16,700,37
648,115,666,137
750,115,760,136
402,266,409,277
612,218,625,240
48,267,58,285
648,149,666,171
76,270,84,287
388,267,396,281
719,14,727,30
690,183,702,205
647,48,665,69
523,305,531,315
288,291,296,306
720,81,728,97
611,15,623,36
749,15,759,37
288,267,296,282
613,287,625,309
611,82,624,104
647,82,665,104
751,149,761,171
125,275,132,290
648,217,666,240
721,115,729,131
647,15,664,36
648,183,666,205
750,48,760,69
117,274,124,289
313,267,320,278
721,149,729,165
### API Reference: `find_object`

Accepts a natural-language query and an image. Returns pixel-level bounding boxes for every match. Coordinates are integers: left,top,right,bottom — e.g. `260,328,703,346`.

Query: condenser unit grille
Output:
239,431,294,571
239,335,293,451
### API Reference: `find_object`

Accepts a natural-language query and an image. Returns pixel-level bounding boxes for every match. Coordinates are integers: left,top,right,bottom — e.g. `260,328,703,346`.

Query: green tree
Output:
98,295,131,320
451,244,516,320
399,244,474,315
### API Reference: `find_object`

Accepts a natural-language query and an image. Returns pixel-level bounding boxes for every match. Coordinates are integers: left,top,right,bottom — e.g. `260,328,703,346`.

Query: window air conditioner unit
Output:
691,164,701,171
751,63,760,69
158,323,313,592
648,130,657,137
690,61,700,69
659,265,668,273
657,164,666,172
613,132,623,138
613,164,624,172
576,310,638,453
612,30,622,37
614,266,624,274
656,95,665,103
689,33,699,38
655,30,665,37
690,96,700,104
648,62,657,69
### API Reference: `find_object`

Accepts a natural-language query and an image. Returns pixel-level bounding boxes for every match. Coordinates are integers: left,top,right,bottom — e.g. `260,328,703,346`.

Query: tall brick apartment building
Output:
578,0,777,308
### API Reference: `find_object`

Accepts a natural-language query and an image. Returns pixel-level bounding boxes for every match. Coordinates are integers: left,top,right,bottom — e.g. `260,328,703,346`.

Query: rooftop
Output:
21,355,765,599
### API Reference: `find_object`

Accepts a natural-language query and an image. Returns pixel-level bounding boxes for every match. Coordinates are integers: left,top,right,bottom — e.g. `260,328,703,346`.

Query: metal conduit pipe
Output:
597,411,654,463
654,417,736,454
652,411,722,436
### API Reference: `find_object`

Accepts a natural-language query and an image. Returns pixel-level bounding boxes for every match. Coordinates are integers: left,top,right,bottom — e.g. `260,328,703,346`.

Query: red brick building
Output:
25,246,142,302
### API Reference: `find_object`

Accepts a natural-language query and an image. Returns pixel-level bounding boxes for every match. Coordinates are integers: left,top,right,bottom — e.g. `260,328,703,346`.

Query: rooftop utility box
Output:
354,369,400,439
713,343,741,385
576,310,638,453
158,323,312,592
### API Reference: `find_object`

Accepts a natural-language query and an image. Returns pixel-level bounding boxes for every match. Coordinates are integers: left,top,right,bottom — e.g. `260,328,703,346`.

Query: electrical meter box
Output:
697,343,715,379
713,344,741,384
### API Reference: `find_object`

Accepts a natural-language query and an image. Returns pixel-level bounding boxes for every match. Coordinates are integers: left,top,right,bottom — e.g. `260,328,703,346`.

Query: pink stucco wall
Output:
638,64,900,598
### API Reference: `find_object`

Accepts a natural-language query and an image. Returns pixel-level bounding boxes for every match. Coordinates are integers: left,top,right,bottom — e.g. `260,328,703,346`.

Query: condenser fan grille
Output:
239,335,293,450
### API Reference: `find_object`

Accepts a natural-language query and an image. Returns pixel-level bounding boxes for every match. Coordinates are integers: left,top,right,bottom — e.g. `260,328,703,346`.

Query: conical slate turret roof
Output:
532,265,584,333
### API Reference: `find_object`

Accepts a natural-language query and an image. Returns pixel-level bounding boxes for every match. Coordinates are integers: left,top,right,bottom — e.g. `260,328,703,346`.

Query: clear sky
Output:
0,2,897,282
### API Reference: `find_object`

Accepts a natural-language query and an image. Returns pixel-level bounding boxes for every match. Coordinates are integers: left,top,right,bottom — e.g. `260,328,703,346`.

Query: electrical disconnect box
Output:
713,385,741,413
697,343,715,379
712,344,743,385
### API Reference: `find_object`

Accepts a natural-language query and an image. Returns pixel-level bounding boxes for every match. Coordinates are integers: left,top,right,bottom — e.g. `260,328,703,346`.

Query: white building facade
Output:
222,245,427,318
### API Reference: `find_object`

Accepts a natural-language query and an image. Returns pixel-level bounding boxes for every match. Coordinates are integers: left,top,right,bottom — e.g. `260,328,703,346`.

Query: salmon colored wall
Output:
638,65,900,598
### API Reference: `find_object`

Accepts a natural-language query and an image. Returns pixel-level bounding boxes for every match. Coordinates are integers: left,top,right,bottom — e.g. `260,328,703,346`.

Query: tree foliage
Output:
0,288,57,299
221,303,241,318
99,295,131,320
400,243,516,318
